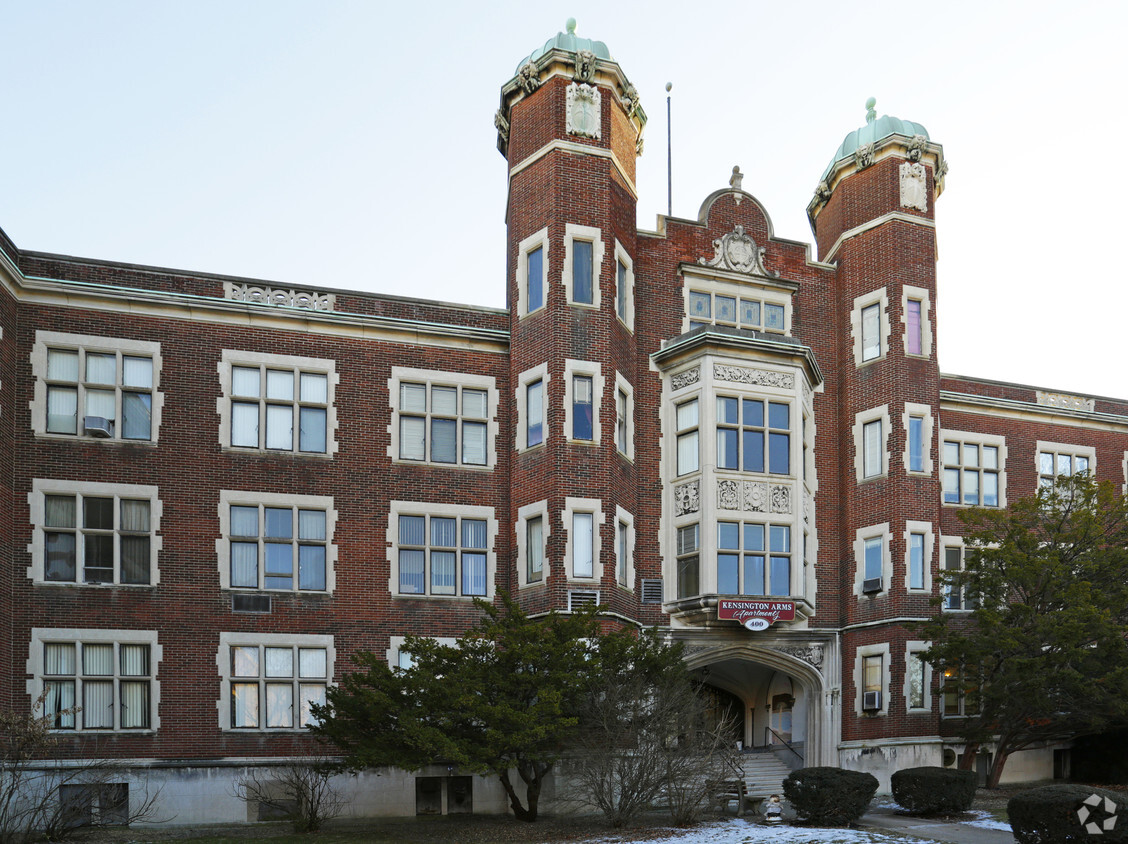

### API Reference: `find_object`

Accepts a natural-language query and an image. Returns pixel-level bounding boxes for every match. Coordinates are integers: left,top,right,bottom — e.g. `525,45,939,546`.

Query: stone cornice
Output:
940,390,1128,432
652,326,823,388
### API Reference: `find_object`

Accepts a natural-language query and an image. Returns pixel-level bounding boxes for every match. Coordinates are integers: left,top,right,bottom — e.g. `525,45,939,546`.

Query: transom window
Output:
717,522,791,596
676,399,699,476
229,504,328,592
397,514,488,597
399,382,488,465
943,441,1000,506
44,347,154,440
230,645,327,729
717,397,790,474
43,493,152,585
42,641,152,731
231,365,328,453
687,290,785,333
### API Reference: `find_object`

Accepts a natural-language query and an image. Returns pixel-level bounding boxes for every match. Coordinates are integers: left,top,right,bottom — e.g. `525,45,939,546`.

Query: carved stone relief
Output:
1037,391,1094,412
855,142,875,170
899,162,928,212
714,364,795,390
773,644,824,671
671,367,700,391
906,134,927,162
225,283,335,312
813,180,832,205
635,134,645,157
675,481,700,516
493,109,510,143
770,485,792,514
698,224,776,277
717,480,740,510
517,62,540,94
566,83,601,140
621,84,640,118
744,482,768,513
573,49,597,83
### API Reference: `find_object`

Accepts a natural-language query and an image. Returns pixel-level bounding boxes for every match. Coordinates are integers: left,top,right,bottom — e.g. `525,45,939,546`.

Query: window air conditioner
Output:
862,690,882,711
83,416,114,438
862,577,883,594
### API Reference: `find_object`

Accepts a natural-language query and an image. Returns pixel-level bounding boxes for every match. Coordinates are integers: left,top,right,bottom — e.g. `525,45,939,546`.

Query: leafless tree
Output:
233,755,347,833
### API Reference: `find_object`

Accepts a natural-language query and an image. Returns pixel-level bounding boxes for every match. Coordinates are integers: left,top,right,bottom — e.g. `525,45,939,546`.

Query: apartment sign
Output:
718,599,796,631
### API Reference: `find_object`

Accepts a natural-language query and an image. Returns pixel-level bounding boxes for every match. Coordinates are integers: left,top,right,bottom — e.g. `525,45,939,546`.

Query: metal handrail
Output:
765,727,803,762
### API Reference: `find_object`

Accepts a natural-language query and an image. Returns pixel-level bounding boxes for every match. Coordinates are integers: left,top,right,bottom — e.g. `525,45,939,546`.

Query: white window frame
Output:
854,643,891,716
386,636,456,671
517,227,550,318
676,397,700,477
903,520,933,593
516,363,550,453
901,285,933,358
216,632,334,732
386,501,497,599
853,523,892,597
853,405,891,482
563,224,604,309
27,479,163,587
516,500,550,588
902,402,934,476
27,628,161,732
388,367,499,470
614,372,634,460
563,360,603,444
904,640,933,713
851,288,890,367
615,506,635,590
683,283,791,335
1036,441,1096,488
216,491,338,593
940,430,1007,508
564,497,604,582
30,331,164,443
217,350,339,457
613,239,635,332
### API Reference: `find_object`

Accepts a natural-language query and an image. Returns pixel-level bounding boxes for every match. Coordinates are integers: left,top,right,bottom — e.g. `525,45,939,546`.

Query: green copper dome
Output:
515,18,613,72
821,98,929,180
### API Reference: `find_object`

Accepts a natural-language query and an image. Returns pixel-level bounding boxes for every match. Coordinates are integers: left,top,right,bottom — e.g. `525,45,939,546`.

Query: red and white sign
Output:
717,599,796,630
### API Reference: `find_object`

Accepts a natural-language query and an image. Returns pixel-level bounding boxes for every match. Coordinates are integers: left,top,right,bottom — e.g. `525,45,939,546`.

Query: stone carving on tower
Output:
699,225,776,277
573,49,597,83
517,62,540,94
493,109,510,144
899,162,928,212
566,83,601,140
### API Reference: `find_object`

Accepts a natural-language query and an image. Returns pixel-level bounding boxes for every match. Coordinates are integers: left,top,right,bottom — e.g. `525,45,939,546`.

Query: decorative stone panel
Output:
770,484,792,514
899,162,927,212
714,364,794,390
717,479,740,510
675,481,700,516
672,367,700,391
744,482,768,513
224,283,335,311
773,644,824,671
566,83,601,140
1037,391,1094,412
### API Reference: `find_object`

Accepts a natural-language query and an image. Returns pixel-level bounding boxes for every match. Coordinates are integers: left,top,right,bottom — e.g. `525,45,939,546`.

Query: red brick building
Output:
2,21,1126,822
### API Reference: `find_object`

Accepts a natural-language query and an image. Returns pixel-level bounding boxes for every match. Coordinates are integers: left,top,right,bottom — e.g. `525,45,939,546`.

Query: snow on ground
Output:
582,818,912,843
964,810,1012,831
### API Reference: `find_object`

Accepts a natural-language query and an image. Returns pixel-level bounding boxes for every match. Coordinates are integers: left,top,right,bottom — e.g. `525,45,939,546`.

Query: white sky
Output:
3,1,1125,398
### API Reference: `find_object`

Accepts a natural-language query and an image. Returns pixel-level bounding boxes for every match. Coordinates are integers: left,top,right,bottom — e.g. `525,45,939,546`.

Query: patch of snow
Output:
581,818,913,843
964,810,1012,832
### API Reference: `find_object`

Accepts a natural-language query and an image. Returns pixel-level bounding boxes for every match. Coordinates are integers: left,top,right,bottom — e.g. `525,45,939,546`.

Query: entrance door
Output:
768,694,793,745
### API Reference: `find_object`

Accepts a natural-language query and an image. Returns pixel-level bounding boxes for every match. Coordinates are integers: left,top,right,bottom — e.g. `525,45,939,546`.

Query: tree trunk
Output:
987,747,1011,790
498,762,551,822
958,742,979,770
498,769,533,821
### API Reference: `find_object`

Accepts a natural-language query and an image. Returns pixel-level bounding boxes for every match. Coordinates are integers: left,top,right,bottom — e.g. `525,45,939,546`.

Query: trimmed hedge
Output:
1009,784,1128,843
782,766,878,826
891,766,976,814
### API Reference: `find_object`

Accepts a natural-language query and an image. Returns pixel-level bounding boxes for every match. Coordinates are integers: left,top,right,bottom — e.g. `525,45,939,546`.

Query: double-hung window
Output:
861,304,881,361
34,333,161,441
572,513,594,578
863,420,883,478
527,246,544,312
223,638,330,730
717,522,790,596
908,532,925,590
941,664,980,717
906,299,923,356
527,380,544,447
943,440,1000,506
676,524,700,599
908,416,924,473
573,240,593,305
862,654,883,711
852,289,889,366
907,652,927,709
399,383,488,465
45,494,151,585
716,397,789,474
614,241,634,329
393,508,493,597
863,536,883,591
616,515,631,587
676,399,699,476
219,492,335,593
942,545,975,611
572,376,593,441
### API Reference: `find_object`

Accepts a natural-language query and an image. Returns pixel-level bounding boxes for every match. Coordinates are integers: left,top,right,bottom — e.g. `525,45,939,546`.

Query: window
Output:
615,507,634,589
941,663,980,717
516,500,549,588
565,497,603,581
676,524,700,599
854,523,892,597
30,480,160,586
572,376,593,440
863,536,883,590
219,351,337,456
908,532,925,590
676,399,699,476
614,240,634,330
908,416,924,472
686,290,786,333
1037,442,1095,488
854,406,890,482
391,369,497,468
517,228,549,317
389,505,495,597
851,288,889,366
218,633,333,731
717,522,791,596
615,373,634,459
564,224,603,307
30,629,160,732
863,655,883,707
901,285,932,357
32,332,162,442
906,649,929,710
942,544,975,611
527,381,544,446
903,403,933,475
942,439,1001,506
717,397,790,474
217,491,337,593
854,643,890,715
572,514,593,577
564,361,603,444
516,364,549,453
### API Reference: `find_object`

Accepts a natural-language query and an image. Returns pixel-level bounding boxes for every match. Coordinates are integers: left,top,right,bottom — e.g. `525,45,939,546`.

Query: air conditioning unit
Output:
862,690,883,711
568,590,600,612
862,577,883,594
83,416,114,438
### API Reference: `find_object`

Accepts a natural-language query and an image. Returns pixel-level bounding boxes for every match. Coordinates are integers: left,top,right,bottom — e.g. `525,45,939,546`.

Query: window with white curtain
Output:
395,513,489,596
390,368,497,468
572,513,594,578
31,632,158,732
228,504,328,592
30,481,160,586
225,642,329,730
32,333,161,442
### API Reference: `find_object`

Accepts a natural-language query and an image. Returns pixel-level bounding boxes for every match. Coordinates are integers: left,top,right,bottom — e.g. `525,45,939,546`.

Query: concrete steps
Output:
740,751,794,802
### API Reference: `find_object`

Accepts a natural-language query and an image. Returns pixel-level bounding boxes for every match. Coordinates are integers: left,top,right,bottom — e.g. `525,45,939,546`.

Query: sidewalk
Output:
859,805,1016,844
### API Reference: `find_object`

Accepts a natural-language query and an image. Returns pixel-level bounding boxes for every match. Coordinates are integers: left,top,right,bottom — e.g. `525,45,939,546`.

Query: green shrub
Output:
782,766,878,826
1008,784,1128,843
891,766,976,814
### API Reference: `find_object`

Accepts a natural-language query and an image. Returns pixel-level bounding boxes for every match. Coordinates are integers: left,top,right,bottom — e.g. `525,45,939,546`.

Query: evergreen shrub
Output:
1008,784,1128,843
782,766,878,826
891,766,976,814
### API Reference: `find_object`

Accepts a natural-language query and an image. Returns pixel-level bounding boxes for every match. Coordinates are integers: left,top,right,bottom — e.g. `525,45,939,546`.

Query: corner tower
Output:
496,21,647,616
